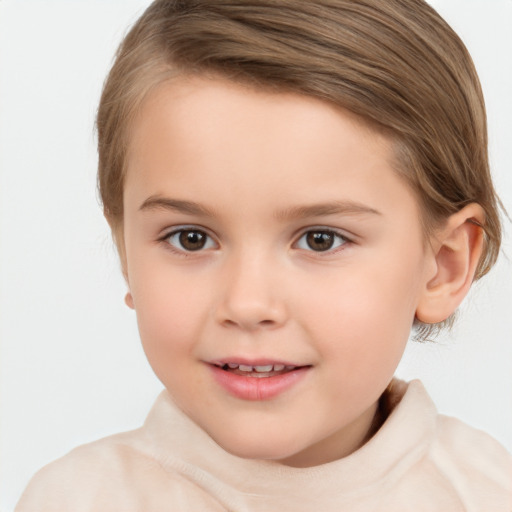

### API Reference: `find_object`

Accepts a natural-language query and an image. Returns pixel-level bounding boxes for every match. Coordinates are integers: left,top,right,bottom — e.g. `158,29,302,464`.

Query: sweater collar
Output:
142,379,436,510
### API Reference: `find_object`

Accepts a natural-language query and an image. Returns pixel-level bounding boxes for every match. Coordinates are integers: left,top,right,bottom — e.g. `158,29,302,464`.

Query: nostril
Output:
221,317,279,330
217,298,287,330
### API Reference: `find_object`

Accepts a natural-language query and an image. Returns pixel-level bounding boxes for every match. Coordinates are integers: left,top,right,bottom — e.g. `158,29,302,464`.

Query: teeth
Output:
254,365,273,372
220,363,298,373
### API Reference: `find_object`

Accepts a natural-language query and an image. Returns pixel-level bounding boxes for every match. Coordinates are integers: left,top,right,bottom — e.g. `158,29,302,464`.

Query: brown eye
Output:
306,231,334,251
296,230,348,252
179,230,207,251
165,229,215,252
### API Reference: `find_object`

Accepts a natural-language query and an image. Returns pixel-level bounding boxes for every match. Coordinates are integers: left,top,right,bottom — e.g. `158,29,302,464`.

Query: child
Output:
14,0,512,510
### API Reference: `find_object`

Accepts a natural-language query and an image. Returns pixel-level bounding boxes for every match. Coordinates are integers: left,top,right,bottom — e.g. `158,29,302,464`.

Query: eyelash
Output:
158,226,217,256
158,226,352,256
295,229,350,253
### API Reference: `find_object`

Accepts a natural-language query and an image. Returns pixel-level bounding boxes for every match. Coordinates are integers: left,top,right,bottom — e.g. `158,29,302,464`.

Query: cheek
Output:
132,278,213,396
307,259,422,367
130,266,211,360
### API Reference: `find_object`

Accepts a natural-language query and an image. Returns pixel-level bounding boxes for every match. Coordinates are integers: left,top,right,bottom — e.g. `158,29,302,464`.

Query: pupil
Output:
180,230,206,251
307,231,334,251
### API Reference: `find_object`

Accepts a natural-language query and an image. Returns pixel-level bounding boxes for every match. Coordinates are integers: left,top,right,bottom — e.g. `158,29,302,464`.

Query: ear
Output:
125,292,135,309
416,203,485,324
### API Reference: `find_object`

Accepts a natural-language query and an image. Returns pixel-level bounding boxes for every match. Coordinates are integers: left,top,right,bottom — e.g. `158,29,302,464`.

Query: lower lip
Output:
209,365,310,401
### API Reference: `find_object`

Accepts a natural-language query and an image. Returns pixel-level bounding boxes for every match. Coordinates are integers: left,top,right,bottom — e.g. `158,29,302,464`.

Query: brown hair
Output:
97,0,503,338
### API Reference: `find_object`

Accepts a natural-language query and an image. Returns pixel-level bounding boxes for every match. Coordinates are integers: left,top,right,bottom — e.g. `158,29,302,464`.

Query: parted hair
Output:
97,0,502,338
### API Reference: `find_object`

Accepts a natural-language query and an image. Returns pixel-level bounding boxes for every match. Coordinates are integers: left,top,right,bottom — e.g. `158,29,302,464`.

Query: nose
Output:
216,251,288,331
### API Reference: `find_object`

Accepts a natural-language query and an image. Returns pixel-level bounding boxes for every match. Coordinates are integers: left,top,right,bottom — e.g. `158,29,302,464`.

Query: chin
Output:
212,428,303,463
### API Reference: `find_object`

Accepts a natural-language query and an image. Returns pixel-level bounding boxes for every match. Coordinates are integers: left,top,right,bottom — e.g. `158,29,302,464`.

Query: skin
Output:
120,76,478,468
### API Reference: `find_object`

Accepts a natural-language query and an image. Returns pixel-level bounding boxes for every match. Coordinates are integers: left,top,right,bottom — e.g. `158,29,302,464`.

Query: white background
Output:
0,1,511,510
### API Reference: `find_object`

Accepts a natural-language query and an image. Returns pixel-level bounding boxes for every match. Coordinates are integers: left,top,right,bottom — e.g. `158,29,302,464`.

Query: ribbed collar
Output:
141,379,437,511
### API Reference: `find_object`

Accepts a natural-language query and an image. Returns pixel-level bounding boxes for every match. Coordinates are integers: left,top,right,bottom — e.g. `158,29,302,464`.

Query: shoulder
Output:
15,429,226,512
429,414,512,509
380,380,512,509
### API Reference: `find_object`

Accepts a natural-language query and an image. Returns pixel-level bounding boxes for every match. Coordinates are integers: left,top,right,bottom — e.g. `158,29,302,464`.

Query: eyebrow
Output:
139,195,381,220
274,201,381,221
139,196,216,216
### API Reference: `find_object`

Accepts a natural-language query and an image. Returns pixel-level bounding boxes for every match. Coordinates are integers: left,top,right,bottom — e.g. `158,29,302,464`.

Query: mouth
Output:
209,359,311,400
209,361,311,400
213,362,307,378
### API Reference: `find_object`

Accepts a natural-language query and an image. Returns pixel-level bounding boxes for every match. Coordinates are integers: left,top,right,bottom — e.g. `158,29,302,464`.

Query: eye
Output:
295,229,348,252
164,228,216,252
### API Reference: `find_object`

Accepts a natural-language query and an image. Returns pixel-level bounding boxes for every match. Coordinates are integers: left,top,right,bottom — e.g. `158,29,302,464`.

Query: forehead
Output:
124,76,422,227
127,74,389,159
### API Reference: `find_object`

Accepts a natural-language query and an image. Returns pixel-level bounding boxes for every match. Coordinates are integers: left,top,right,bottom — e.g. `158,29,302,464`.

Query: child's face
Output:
122,76,436,467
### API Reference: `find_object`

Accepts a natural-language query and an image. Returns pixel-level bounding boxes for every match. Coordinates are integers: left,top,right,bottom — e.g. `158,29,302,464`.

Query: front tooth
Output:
273,364,285,371
254,365,273,372
227,363,239,369
239,364,253,372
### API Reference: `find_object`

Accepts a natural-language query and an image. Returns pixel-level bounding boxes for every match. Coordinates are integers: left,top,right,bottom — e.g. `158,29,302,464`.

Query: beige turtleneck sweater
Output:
15,380,512,511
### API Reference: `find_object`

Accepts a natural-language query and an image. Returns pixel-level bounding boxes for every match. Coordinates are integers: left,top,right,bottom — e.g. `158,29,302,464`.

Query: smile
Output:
215,362,299,378
209,361,311,401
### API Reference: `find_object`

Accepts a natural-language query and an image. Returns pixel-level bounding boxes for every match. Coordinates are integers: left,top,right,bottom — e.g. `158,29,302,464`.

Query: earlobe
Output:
125,292,135,309
416,204,485,324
